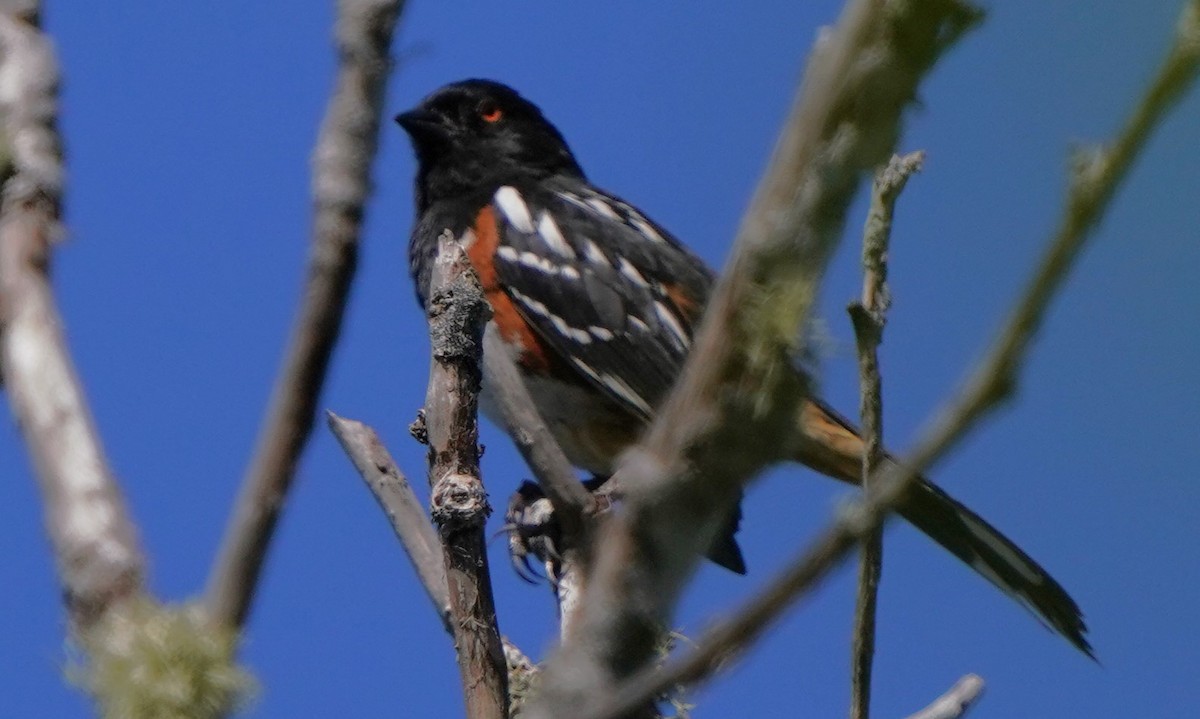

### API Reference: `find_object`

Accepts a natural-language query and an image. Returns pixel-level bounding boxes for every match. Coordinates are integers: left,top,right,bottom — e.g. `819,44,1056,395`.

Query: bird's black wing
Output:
487,178,714,420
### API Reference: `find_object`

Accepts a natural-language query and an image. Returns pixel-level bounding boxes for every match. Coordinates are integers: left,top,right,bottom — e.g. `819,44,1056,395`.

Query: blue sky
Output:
3,1,1197,717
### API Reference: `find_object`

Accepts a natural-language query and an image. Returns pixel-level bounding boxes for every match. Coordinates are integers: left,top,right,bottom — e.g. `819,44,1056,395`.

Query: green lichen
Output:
68,598,256,719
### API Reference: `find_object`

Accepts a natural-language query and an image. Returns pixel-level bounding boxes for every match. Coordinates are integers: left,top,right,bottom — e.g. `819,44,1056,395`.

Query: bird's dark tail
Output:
788,398,1093,657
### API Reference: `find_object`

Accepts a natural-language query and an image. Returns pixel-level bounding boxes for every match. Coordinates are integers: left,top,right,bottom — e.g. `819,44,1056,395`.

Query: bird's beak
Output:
395,108,451,142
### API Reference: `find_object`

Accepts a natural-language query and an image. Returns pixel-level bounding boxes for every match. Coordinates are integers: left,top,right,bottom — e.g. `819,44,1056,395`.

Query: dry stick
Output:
579,5,1200,716
903,675,985,719
481,325,591,533
848,151,924,719
0,9,145,632
327,412,535,709
424,236,508,719
327,412,451,629
526,3,983,718
205,0,406,629
481,325,594,638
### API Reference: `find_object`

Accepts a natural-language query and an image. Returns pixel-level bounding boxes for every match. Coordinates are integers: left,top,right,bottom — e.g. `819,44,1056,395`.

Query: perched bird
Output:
396,79,1091,656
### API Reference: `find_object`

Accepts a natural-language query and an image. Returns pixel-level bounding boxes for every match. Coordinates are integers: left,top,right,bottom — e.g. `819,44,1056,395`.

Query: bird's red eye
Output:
480,104,503,123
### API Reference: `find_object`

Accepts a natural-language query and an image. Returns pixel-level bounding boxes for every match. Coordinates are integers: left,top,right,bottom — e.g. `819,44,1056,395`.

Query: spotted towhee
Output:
396,79,1090,655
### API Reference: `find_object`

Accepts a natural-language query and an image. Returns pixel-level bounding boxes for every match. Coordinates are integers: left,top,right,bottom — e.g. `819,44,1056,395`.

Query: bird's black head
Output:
396,80,585,212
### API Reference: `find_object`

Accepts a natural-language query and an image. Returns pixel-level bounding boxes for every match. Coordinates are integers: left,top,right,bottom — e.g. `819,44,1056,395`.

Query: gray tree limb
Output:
205,0,406,629
525,3,982,717
327,412,451,629
0,7,145,632
328,411,534,716
848,150,924,719
424,236,508,719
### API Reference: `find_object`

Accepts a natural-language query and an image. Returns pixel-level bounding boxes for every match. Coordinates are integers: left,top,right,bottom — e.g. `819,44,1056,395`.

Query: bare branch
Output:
0,8,145,631
481,325,592,534
527,3,982,716
328,412,535,713
481,324,596,638
903,675,985,719
424,236,508,719
205,0,406,629
327,412,450,629
572,4,1200,712
949,0,1200,420
848,150,923,719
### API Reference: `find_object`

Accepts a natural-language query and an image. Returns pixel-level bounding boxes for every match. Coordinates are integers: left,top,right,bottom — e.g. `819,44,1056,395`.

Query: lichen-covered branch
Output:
848,150,923,719
571,4,1200,714
525,3,982,716
205,0,406,629
0,6,145,632
424,236,508,719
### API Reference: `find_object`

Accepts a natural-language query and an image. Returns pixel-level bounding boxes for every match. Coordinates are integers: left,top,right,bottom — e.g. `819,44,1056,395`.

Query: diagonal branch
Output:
328,411,535,715
205,0,406,629
481,325,595,638
848,150,924,719
327,412,450,629
0,7,145,632
904,675,985,719
526,2,983,716
481,325,592,537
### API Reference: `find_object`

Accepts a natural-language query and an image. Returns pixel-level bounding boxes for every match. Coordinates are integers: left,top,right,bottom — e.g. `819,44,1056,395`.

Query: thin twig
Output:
205,0,406,629
0,8,145,632
327,412,450,630
327,412,533,712
575,4,1200,713
481,325,595,638
526,3,982,717
848,150,923,719
903,675,985,719
424,236,508,719
481,325,592,536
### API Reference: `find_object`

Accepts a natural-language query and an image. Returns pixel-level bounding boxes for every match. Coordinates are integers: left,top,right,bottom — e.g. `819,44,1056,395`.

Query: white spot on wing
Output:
556,191,590,211
586,197,620,219
617,257,649,287
510,287,591,345
495,186,535,233
496,245,519,262
601,374,652,415
510,287,550,318
628,215,666,244
571,356,602,382
537,212,575,259
627,316,651,334
518,250,559,276
654,301,690,349
582,239,612,268
588,325,615,341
